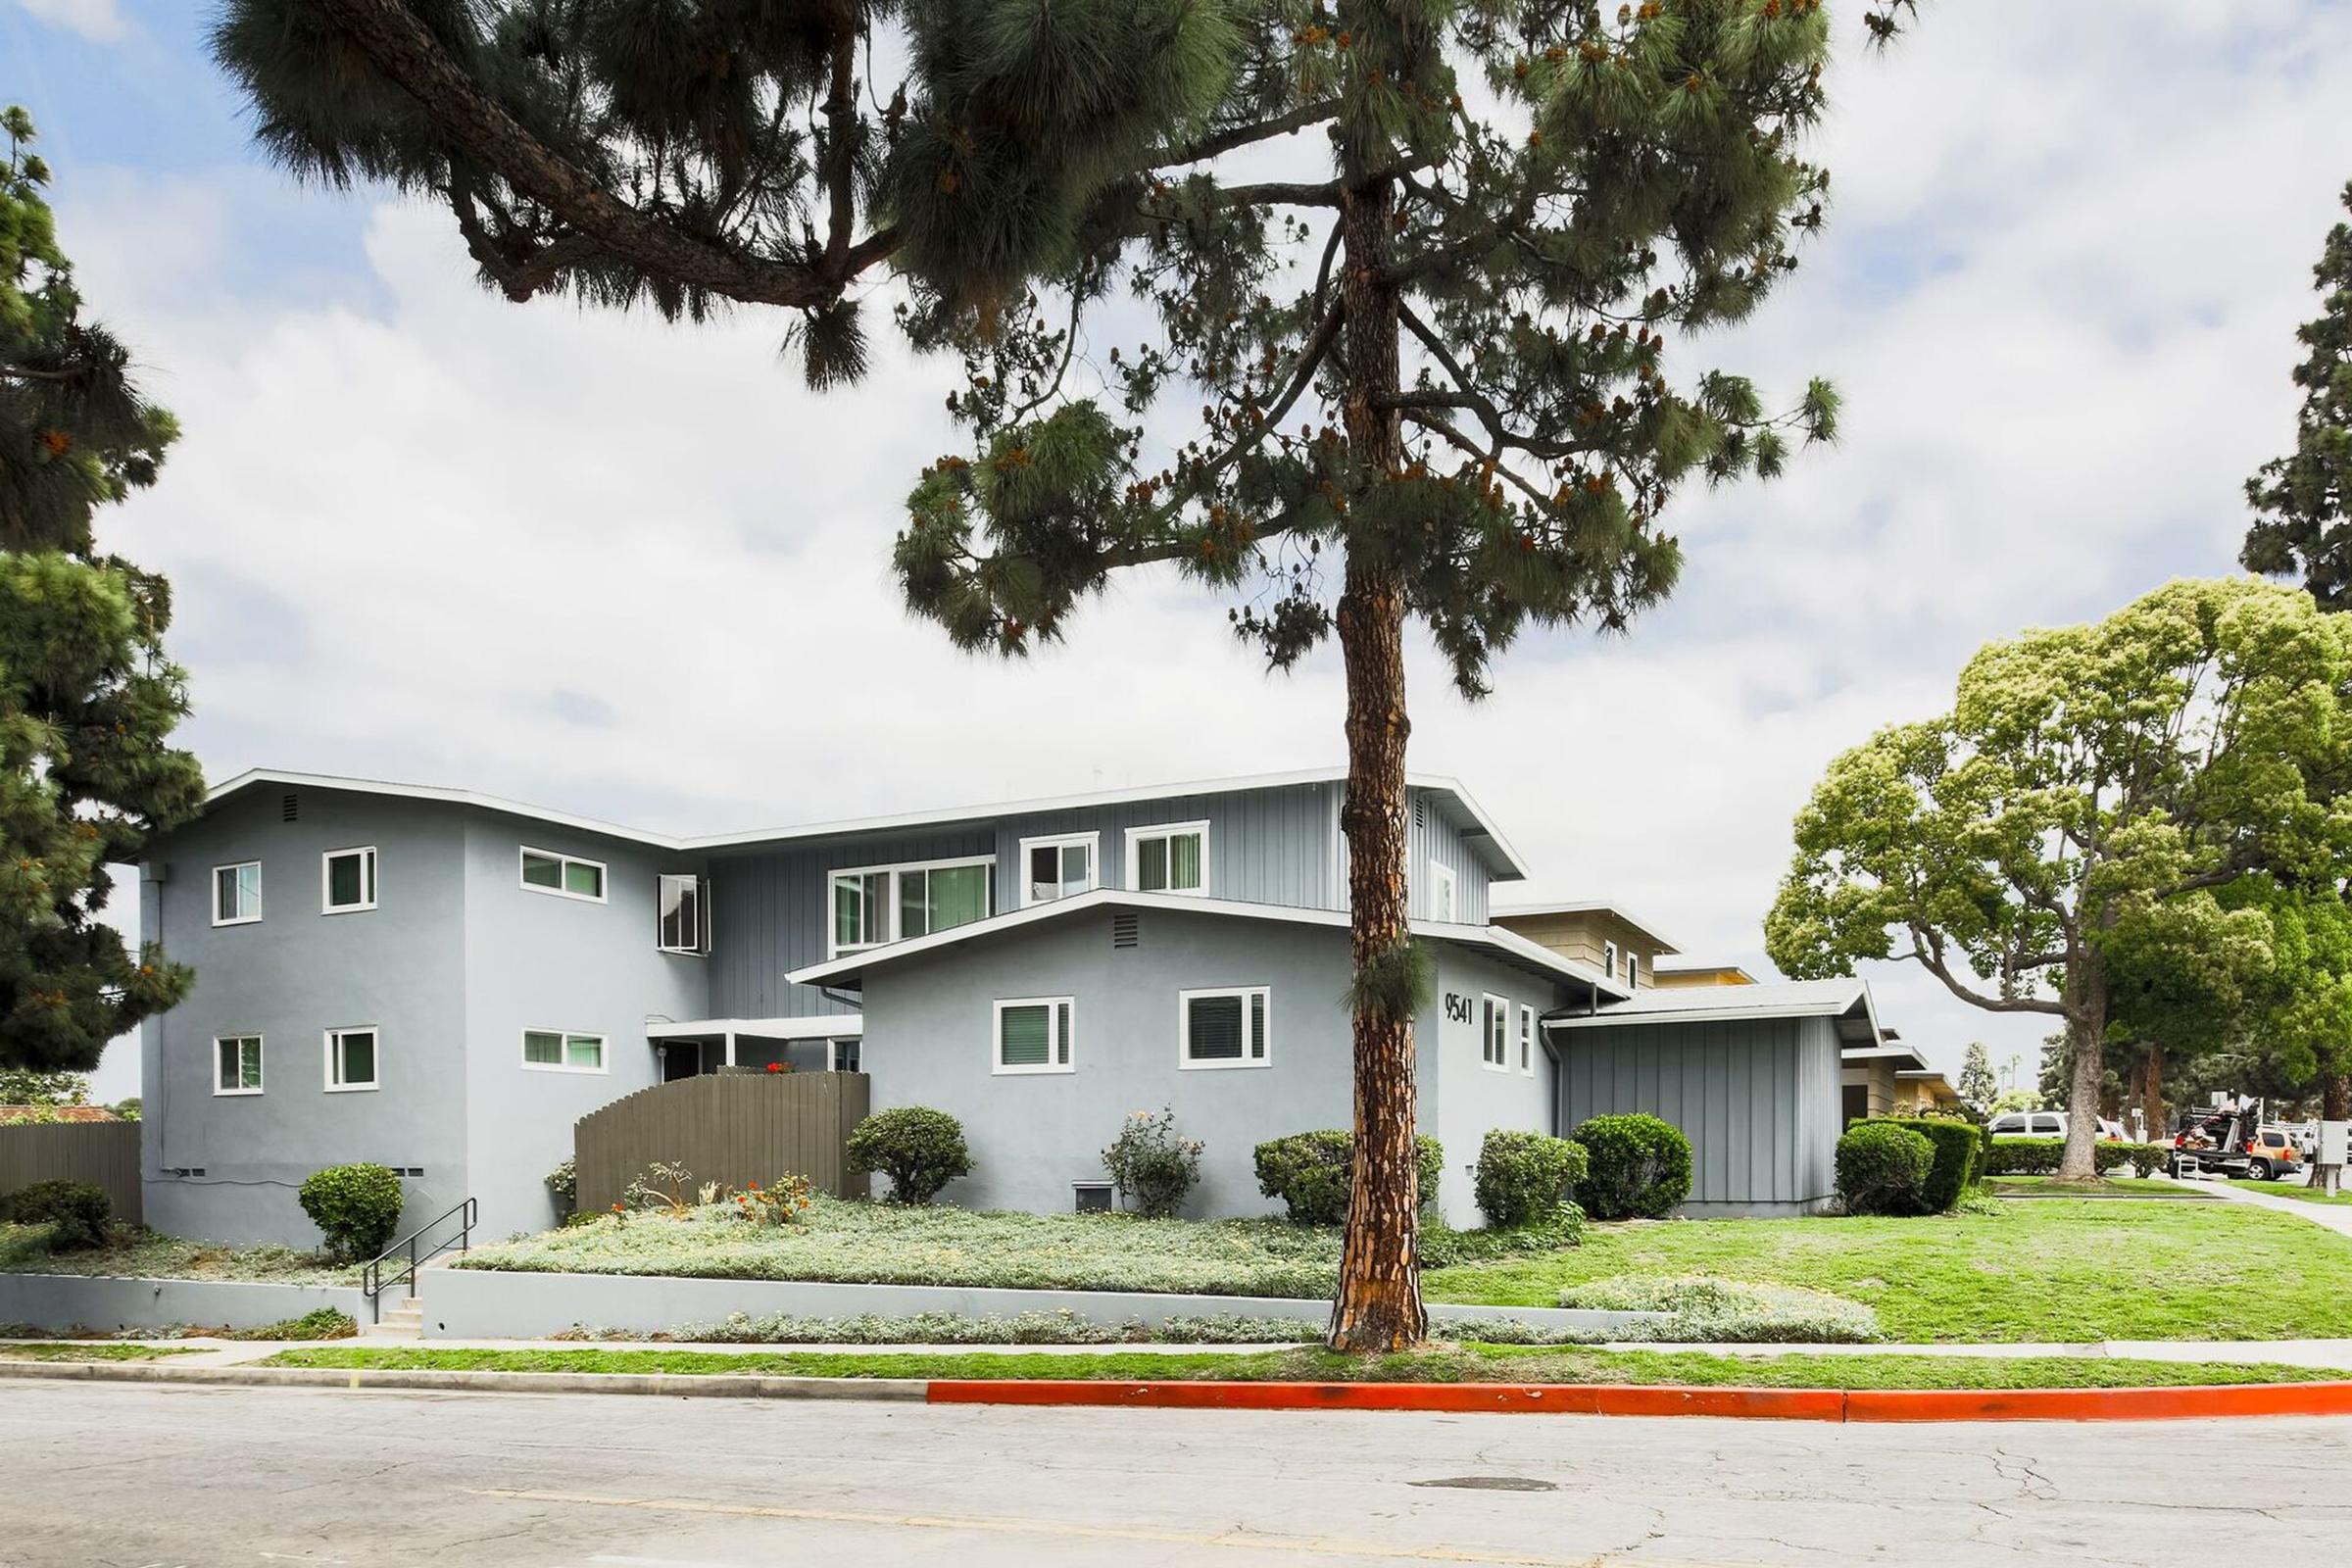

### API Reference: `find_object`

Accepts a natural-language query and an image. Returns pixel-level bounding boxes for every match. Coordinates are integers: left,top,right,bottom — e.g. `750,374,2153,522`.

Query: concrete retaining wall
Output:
0,1273,367,1333
419,1265,1660,1341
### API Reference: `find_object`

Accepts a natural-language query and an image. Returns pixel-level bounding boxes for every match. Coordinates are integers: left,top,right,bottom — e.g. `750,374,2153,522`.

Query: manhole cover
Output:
1409,1477,1557,1493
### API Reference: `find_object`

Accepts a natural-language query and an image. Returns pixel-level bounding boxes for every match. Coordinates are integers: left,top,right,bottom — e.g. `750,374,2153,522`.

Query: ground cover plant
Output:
260,1343,2347,1392
0,1230,361,1286
1424,1198,2352,1342
0,1342,202,1362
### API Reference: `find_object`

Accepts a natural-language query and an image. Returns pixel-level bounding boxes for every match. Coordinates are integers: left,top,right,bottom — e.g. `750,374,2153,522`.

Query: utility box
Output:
2320,1121,2350,1167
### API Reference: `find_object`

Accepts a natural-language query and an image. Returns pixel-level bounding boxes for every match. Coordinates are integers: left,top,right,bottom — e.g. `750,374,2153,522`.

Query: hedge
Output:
1877,1117,1982,1211
1836,1122,1935,1215
1983,1139,2169,1177
1569,1114,1692,1220
1253,1131,1444,1225
0,1179,110,1250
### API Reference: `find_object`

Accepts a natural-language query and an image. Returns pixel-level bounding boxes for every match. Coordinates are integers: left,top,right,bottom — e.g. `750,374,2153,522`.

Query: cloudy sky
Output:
10,2,2350,1102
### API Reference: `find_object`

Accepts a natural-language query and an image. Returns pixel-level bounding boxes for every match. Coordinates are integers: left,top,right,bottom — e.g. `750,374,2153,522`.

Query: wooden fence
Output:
575,1071,870,1213
0,1121,141,1226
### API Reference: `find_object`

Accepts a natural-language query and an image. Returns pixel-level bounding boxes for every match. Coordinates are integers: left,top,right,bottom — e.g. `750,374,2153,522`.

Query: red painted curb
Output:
924,1378,2352,1422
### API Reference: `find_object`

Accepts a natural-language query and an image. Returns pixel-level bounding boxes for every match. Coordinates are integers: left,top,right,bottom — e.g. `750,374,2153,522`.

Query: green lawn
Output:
2226,1179,2352,1206
0,1342,201,1362
260,1342,2344,1391
1988,1176,2212,1200
1425,1199,2352,1343
0,1229,358,1286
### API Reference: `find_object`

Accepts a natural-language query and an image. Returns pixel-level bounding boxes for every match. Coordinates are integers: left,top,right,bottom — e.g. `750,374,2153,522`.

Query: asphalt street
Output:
4,1379,2349,1567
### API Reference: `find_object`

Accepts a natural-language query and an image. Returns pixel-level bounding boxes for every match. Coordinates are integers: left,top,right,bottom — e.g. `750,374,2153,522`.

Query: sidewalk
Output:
2180,1170,2352,1240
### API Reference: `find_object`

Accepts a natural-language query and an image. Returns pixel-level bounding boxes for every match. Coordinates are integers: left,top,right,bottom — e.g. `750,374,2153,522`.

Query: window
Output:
1429,862,1458,922
830,1037,861,1074
1127,821,1208,896
1482,995,1510,1070
212,861,262,926
324,1027,379,1092
2030,1113,2064,1135
1518,1004,1535,1076
829,856,995,956
1603,940,1619,980
1020,833,1100,906
214,1035,263,1096
520,847,606,902
1626,953,1641,990
320,847,377,913
658,873,709,954
995,997,1073,1075
1181,986,1269,1069
522,1029,606,1073
1988,1114,2026,1135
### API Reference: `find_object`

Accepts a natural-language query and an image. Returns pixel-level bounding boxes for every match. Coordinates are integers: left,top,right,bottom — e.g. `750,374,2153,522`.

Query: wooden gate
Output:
0,1121,142,1226
574,1071,870,1213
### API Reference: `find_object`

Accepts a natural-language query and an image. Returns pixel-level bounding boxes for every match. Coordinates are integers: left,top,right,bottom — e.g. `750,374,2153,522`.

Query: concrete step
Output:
362,1298,424,1340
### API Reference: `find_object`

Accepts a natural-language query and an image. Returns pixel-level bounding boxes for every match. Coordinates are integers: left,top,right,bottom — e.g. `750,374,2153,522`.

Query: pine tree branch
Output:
1400,409,1551,511
315,0,897,309
1142,100,1339,172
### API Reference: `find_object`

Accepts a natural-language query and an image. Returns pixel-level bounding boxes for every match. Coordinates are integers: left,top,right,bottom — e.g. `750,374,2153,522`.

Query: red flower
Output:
764,1061,784,1073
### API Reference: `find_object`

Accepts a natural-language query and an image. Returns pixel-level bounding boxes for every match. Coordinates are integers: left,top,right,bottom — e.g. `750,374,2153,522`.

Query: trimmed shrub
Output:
1569,1114,1692,1220
845,1106,972,1205
297,1163,405,1261
1836,1122,1935,1215
1878,1117,1982,1212
545,1155,577,1216
1473,1130,1590,1229
0,1180,110,1250
1252,1130,1444,1225
1102,1108,1203,1219
2118,1142,2171,1178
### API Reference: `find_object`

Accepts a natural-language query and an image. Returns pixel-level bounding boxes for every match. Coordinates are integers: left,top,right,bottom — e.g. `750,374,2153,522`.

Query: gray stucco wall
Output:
140,788,473,1247
0,1273,367,1334
1551,1014,1840,1215
1427,945,1559,1221
459,811,712,1241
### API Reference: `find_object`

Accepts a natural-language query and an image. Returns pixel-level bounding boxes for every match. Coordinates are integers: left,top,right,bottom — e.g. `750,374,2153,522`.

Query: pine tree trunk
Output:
1326,156,1427,1354
2057,953,2107,1182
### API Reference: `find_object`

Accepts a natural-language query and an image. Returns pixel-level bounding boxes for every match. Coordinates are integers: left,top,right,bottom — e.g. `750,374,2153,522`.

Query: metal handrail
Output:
359,1197,477,1323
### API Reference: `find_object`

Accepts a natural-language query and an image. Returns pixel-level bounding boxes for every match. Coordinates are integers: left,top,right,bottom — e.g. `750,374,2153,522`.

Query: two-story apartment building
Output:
138,766,1627,1244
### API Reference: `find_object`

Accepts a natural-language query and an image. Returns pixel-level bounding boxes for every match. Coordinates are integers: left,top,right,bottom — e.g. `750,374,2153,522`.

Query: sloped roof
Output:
1489,899,1683,956
1543,977,1883,1044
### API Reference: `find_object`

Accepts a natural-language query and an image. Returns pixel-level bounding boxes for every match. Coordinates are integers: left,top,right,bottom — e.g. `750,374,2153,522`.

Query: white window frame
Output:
519,846,608,904
1178,985,1271,1070
211,860,263,927
1017,831,1102,907
1124,820,1211,898
657,872,710,956
1519,1004,1536,1077
323,1026,380,1093
1603,940,1619,980
521,1027,608,1075
213,1034,264,1097
1626,952,1641,990
1481,994,1511,1072
993,995,1075,1076
319,846,378,914
1428,861,1458,922
827,854,997,958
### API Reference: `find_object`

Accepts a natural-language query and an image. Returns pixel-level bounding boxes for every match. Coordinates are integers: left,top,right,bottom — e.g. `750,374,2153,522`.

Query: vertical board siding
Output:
1555,1018,1838,1211
0,1122,141,1225
574,1072,872,1212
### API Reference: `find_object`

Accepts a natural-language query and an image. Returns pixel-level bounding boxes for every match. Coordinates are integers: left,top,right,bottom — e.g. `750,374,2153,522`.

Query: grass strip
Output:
258,1343,2346,1391
2224,1180,2352,1206
0,1342,202,1362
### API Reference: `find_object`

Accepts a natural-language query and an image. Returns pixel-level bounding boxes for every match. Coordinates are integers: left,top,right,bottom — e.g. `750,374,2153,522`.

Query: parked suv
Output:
1985,1111,2125,1141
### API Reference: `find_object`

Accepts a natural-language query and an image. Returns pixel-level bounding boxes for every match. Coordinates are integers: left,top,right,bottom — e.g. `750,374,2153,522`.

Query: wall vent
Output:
281,792,300,822
1111,910,1140,950
1413,795,1427,830
1072,1181,1114,1214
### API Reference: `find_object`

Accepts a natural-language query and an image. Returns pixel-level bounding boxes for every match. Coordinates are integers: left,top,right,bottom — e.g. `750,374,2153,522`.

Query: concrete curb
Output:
9,1355,2352,1420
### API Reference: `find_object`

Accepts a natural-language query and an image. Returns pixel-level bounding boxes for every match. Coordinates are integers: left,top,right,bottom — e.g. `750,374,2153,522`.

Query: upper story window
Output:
521,847,606,903
831,856,994,956
1181,986,1269,1069
1603,940,1619,980
212,861,263,926
1127,821,1208,896
1481,995,1510,1071
321,847,377,913
1021,833,1099,906
1428,862,1458,922
659,874,710,954
1626,953,1641,990
995,996,1073,1075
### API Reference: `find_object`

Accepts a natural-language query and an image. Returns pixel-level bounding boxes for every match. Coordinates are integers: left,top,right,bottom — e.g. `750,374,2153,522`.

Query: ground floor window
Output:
1482,995,1510,1070
325,1027,378,1091
995,997,1073,1074
215,1035,263,1096
1518,1004,1535,1075
523,1029,606,1072
831,1037,861,1073
1180,986,1269,1068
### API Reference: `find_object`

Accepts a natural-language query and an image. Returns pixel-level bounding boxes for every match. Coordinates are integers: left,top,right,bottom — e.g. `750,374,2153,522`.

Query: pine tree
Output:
1956,1042,1995,1120
2243,182,2352,608
0,109,205,1072
216,0,1910,1349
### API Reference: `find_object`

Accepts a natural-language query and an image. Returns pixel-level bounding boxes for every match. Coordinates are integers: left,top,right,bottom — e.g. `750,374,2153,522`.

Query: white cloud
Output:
15,0,125,44
60,2,2352,1102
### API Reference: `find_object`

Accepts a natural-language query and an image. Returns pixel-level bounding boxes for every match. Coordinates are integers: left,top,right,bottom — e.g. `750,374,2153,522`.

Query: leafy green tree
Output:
215,0,1909,1349
1766,578,2352,1181
0,109,204,1072
2243,182,2352,610
0,1066,88,1105
1955,1042,1995,1121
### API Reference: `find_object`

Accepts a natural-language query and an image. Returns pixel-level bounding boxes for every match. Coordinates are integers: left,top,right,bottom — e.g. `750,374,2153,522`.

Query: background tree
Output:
216,0,1911,1350
1766,578,2352,1181
0,108,203,1071
1955,1041,1995,1121
0,1066,89,1105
